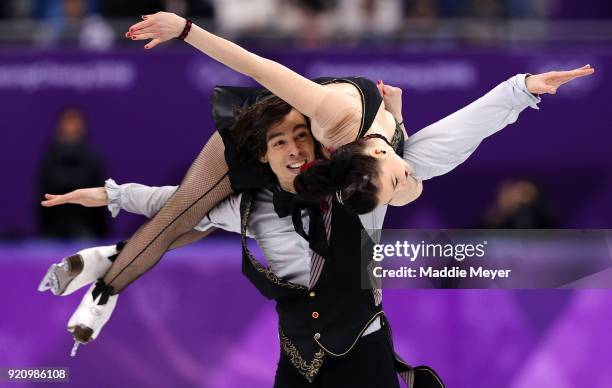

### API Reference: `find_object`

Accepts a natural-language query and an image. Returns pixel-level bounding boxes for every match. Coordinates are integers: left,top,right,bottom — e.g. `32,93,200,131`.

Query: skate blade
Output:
68,325,93,357
70,341,81,357
38,263,62,294
37,261,71,295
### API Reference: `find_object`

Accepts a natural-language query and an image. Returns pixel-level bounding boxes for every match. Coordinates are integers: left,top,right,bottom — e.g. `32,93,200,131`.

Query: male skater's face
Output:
260,109,315,192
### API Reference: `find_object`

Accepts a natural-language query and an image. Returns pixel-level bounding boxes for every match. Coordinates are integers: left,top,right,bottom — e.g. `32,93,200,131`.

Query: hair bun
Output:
294,139,380,214
327,148,353,187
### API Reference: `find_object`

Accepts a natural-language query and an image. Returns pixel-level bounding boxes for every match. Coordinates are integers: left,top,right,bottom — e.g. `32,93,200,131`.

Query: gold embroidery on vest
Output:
279,328,325,383
241,196,307,290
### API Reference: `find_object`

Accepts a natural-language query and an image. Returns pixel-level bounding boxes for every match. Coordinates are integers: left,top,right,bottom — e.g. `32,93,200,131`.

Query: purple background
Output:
0,46,610,238
1,45,611,387
2,241,612,387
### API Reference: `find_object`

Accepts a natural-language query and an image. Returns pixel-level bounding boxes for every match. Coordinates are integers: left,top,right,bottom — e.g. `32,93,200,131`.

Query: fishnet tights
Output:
168,229,216,251
103,131,233,293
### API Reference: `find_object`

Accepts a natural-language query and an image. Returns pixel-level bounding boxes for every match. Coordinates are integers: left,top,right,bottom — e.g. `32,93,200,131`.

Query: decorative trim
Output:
241,196,307,290
280,328,325,383
313,310,385,357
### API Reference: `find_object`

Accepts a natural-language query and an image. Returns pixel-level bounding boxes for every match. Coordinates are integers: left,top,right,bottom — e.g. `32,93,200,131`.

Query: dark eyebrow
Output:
266,131,285,142
267,124,309,142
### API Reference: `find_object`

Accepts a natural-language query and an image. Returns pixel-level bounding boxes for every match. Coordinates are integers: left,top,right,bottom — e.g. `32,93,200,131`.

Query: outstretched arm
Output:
41,179,246,235
404,66,594,181
40,181,177,218
126,12,354,128
41,183,216,250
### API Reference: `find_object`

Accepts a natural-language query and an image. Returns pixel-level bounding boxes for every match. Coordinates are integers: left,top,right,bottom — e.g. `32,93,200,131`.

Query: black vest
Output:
239,191,383,380
238,191,445,387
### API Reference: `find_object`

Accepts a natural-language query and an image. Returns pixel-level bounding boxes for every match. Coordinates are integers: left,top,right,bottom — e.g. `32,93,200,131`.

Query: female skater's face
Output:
364,138,423,206
260,109,316,192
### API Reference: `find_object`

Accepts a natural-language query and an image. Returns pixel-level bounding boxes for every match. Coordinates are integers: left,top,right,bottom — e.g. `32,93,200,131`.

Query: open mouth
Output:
287,160,307,170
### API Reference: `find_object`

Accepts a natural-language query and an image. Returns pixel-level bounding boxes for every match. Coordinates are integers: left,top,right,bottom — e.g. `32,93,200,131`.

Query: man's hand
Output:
41,188,108,208
526,65,595,95
125,12,186,49
377,80,403,120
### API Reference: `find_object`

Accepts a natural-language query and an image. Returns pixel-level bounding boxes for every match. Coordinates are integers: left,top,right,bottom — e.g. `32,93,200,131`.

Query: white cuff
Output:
105,178,121,218
514,73,541,110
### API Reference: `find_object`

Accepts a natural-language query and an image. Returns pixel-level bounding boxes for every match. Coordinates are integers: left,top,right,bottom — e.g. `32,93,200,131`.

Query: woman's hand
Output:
41,188,108,208
526,65,595,95
125,12,186,49
377,80,403,119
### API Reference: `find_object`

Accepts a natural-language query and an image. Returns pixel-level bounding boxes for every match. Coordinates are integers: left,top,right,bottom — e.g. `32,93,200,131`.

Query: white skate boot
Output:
38,245,119,296
67,282,118,356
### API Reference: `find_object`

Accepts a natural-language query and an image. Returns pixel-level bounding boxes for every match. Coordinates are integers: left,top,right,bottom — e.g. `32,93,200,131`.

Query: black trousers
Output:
273,329,401,388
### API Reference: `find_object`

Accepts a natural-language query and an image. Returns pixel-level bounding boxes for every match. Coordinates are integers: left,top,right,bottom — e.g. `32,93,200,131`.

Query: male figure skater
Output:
43,72,574,387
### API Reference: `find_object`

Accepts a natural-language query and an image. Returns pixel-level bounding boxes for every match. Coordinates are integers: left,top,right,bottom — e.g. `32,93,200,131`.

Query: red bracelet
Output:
177,18,192,40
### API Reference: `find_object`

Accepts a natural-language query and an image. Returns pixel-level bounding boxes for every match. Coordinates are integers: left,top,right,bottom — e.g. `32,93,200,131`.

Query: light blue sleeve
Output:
200,193,244,235
404,74,541,181
105,179,243,234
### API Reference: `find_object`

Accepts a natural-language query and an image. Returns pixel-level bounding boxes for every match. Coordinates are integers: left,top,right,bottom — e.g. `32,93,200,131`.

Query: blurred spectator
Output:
37,107,108,239
34,0,113,49
337,0,402,36
277,0,338,47
213,0,278,33
460,0,508,45
403,0,440,31
78,14,115,50
0,0,601,47
484,179,557,229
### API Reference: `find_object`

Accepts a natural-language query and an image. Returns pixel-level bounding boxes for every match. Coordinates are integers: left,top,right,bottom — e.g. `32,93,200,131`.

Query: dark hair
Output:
294,139,380,214
229,95,293,166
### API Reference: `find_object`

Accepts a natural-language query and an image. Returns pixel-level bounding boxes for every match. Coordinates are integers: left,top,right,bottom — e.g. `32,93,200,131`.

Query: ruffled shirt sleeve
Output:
104,179,178,219
104,178,241,233
105,178,122,218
